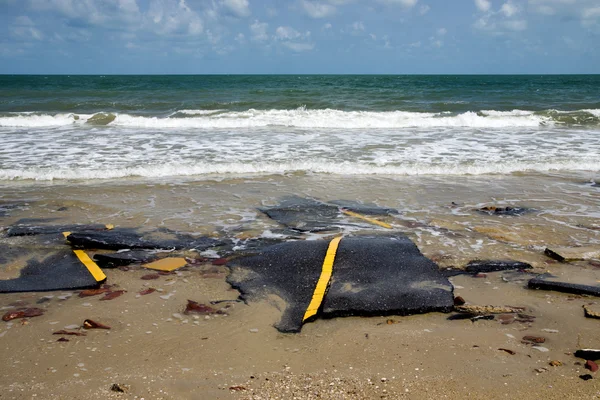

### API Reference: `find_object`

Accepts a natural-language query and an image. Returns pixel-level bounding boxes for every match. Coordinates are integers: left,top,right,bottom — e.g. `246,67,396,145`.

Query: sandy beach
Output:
1,173,599,399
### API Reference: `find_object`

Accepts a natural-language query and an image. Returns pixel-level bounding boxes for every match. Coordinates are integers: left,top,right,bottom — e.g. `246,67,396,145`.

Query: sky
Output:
0,0,599,74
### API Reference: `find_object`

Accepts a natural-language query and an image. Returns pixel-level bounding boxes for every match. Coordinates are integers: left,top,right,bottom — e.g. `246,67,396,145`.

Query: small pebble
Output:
249,328,259,333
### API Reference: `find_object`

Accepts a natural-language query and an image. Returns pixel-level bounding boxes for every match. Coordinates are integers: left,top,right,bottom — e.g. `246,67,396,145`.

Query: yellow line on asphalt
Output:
303,236,342,322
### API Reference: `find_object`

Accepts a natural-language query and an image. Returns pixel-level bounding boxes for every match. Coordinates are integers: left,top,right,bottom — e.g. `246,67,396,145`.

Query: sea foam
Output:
0,108,575,128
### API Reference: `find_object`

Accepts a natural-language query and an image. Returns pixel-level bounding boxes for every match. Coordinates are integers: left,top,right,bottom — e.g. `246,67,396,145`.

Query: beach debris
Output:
211,258,229,266
259,196,397,232
575,349,600,360
498,348,516,355
535,367,548,373
471,315,494,322
229,386,247,392
0,249,105,293
142,257,187,272
453,305,524,315
549,360,563,367
522,335,546,344
579,374,593,381
110,383,128,393
53,330,86,336
585,360,599,372
528,274,600,297
453,296,466,306
465,260,532,274
544,246,600,262
183,300,218,315
65,228,223,251
228,234,453,333
93,251,158,268
57,337,69,342
138,288,156,296
477,206,530,216
583,305,600,319
532,346,549,352
78,287,111,297
82,319,111,329
141,273,160,280
7,223,112,237
99,290,126,300
2,308,45,321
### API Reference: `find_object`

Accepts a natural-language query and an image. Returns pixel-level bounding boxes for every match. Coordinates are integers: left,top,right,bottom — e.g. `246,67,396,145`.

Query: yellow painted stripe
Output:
62,231,71,238
303,236,342,322
341,209,392,229
73,250,106,282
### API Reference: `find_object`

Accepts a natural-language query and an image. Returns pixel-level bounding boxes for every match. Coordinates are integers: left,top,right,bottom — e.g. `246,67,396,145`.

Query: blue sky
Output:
1,0,599,74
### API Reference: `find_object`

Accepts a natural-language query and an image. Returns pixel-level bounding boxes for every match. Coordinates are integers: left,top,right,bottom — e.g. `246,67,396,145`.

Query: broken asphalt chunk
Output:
465,260,532,274
0,250,105,293
528,274,600,297
477,206,531,216
228,234,453,333
66,229,222,251
7,223,112,237
93,251,158,268
575,349,600,361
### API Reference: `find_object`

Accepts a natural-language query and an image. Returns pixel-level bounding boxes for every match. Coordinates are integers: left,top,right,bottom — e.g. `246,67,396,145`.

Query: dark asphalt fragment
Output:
528,274,600,297
228,234,454,333
93,251,158,268
465,260,532,274
0,250,103,293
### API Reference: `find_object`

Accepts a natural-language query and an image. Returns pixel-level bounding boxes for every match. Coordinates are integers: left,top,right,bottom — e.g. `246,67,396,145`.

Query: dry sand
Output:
1,262,600,400
1,175,600,399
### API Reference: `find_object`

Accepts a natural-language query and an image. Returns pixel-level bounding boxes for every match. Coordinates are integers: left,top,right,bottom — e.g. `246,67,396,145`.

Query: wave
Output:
1,160,599,181
1,108,599,129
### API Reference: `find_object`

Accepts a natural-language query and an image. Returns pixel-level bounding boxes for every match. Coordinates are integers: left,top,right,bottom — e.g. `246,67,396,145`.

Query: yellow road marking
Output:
73,250,106,282
341,209,392,229
303,236,342,322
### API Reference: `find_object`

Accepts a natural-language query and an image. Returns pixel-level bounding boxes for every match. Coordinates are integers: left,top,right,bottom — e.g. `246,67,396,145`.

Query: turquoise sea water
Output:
0,75,599,181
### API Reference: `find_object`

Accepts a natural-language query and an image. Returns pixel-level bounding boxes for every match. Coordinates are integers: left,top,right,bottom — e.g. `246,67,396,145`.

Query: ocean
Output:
0,75,599,265
0,74,599,181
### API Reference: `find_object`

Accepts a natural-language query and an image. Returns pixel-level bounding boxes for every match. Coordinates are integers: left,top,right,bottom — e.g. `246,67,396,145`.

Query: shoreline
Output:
1,173,599,399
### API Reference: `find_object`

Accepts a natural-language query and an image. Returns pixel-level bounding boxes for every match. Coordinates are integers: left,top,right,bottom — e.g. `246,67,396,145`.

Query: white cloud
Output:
281,41,314,52
147,0,203,36
376,0,418,7
419,4,430,15
250,19,268,41
10,16,44,41
437,27,447,36
29,0,141,26
352,21,365,32
474,0,491,12
220,0,250,18
300,0,336,18
504,19,527,30
323,22,332,29
235,32,246,43
275,26,302,40
500,2,519,17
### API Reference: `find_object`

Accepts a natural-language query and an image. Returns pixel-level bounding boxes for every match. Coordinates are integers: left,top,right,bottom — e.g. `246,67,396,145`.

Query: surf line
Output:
341,209,392,229
303,236,342,322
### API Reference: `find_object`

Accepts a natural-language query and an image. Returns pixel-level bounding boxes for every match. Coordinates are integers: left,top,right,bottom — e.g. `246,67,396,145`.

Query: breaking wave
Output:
2,160,599,181
1,108,599,129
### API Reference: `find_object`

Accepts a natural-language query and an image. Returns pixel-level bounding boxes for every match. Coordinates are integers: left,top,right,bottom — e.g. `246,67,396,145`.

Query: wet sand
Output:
1,173,600,399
